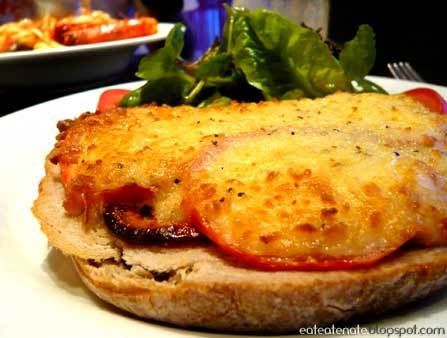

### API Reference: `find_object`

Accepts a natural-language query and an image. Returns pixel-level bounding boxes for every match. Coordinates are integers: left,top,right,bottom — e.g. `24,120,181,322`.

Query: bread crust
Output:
33,162,447,332
74,250,447,333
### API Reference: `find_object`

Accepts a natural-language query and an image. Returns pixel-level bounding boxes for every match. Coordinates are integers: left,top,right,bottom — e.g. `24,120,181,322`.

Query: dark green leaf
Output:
121,23,196,107
248,9,350,97
221,4,246,53
122,6,382,108
121,75,194,107
196,53,232,79
340,24,376,80
120,87,143,107
229,8,294,99
142,75,194,105
136,23,185,80
194,49,237,86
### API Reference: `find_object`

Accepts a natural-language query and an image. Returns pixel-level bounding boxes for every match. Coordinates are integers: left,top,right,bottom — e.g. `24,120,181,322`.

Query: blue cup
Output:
181,0,232,60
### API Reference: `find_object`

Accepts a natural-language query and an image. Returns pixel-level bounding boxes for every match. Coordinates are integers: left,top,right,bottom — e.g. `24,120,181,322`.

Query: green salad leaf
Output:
136,23,185,80
121,23,194,107
226,7,294,99
121,6,386,108
340,24,375,80
339,24,386,93
247,8,350,97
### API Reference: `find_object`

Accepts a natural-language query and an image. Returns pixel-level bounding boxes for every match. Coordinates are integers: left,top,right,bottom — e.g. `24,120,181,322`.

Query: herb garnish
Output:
121,6,385,108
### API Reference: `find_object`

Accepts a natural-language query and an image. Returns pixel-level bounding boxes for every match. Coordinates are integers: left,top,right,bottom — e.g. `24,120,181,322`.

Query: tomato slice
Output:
183,130,418,270
404,88,447,114
97,89,130,113
189,209,403,270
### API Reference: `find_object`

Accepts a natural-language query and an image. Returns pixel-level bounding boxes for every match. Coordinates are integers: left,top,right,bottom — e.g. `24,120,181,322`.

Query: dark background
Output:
329,1,446,86
1,0,445,116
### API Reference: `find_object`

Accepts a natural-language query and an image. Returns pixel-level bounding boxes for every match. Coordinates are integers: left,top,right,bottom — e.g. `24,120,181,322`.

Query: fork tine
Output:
401,62,425,82
387,62,408,80
387,62,425,82
387,62,399,79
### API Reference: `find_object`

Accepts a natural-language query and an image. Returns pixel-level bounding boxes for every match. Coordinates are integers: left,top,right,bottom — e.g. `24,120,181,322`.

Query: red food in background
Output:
54,17,158,45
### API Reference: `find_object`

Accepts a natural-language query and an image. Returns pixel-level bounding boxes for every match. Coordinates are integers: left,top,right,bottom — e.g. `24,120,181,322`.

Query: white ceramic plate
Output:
1,77,447,338
0,23,174,88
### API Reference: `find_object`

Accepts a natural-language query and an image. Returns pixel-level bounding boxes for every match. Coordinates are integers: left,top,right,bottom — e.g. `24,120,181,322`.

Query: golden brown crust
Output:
34,162,447,332
73,248,447,332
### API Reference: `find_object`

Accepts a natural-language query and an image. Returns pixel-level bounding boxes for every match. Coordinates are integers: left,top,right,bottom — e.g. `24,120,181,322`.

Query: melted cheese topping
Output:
186,129,447,263
51,93,447,262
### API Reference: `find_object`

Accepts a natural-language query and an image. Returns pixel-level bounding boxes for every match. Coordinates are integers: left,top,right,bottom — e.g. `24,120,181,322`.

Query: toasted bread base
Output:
34,163,447,332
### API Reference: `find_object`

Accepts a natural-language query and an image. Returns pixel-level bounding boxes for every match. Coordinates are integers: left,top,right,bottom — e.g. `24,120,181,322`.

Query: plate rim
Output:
0,22,174,61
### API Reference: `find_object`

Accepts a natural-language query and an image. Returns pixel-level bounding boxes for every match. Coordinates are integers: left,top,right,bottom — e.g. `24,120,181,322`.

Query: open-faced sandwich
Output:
33,6,447,333
33,92,447,332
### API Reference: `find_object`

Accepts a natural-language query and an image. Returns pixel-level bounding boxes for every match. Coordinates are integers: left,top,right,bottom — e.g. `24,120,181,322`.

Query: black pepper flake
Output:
212,141,218,146
346,121,352,125
196,120,201,124
209,117,215,121
237,192,245,197
333,128,341,132
214,134,219,137
219,197,225,203
413,149,420,153
227,187,233,192
297,115,303,120
385,125,390,129
174,178,181,184
393,151,400,157
291,131,296,135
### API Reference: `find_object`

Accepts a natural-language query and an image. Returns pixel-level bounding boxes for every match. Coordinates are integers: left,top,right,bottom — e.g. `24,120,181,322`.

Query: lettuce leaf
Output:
247,9,350,97
340,24,375,80
226,7,294,99
339,24,386,93
121,24,194,107
121,6,384,108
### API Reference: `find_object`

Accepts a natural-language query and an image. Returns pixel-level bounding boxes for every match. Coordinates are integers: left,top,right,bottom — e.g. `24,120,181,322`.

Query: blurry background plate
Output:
0,22,174,88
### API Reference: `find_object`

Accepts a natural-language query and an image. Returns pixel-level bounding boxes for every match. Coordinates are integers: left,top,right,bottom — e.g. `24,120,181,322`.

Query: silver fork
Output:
387,62,425,82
